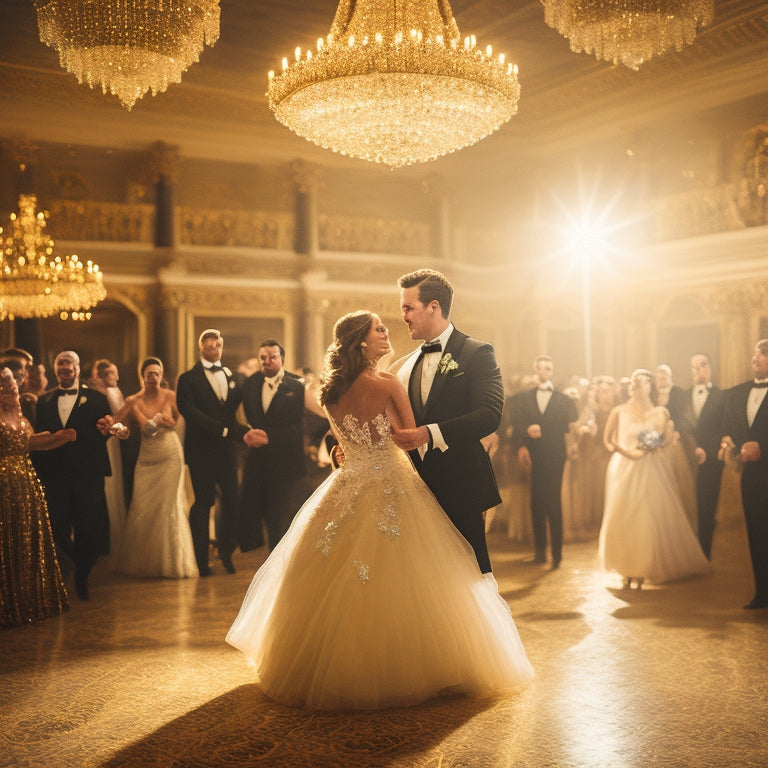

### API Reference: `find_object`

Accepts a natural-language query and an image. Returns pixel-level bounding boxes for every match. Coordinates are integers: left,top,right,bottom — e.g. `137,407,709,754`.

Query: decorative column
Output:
422,173,452,262
291,160,322,366
146,143,181,368
147,141,180,249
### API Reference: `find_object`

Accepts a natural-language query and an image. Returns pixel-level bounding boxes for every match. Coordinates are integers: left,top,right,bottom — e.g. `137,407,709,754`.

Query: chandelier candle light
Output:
33,0,221,110
267,0,521,168
540,0,714,70
0,195,106,322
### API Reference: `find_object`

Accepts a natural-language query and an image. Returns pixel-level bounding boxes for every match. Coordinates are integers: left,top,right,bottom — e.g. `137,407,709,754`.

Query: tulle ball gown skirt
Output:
227,443,533,710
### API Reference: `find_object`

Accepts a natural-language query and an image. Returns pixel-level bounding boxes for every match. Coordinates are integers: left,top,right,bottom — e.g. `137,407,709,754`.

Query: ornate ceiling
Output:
0,0,766,190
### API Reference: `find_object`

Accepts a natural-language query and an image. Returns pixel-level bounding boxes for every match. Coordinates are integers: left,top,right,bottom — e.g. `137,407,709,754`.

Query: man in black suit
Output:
679,353,725,559
720,339,768,609
239,340,325,552
510,356,577,569
391,269,503,575
32,350,128,600
176,329,251,576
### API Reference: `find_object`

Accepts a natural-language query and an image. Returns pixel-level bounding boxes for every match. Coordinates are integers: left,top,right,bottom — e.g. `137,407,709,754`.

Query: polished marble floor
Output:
2,475,767,768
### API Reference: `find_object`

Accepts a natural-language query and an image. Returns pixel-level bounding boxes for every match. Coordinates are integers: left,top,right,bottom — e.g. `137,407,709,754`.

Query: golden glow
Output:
0,195,106,321
267,0,521,168
541,0,714,70
33,0,220,110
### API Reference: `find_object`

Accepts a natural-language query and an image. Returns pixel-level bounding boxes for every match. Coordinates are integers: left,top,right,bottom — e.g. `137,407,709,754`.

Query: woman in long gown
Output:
598,369,709,589
0,367,74,628
227,311,533,710
113,358,197,579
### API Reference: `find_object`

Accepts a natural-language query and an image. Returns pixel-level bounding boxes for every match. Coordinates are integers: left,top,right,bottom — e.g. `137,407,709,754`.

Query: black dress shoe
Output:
199,567,212,577
743,598,768,609
220,555,236,574
74,575,89,601
551,559,561,571
524,555,546,565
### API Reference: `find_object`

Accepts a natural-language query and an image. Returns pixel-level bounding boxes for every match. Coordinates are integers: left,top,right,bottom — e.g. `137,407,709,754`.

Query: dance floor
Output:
2,473,767,768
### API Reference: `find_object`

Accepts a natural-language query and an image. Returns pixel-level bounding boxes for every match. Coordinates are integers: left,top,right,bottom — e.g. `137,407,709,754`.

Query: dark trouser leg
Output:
530,468,548,560
545,476,564,565
697,464,723,559
214,459,240,559
238,467,265,552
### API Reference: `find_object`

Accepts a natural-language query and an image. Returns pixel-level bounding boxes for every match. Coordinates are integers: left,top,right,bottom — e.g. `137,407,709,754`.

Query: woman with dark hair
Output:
113,358,197,578
0,367,75,627
599,368,708,589
227,310,532,710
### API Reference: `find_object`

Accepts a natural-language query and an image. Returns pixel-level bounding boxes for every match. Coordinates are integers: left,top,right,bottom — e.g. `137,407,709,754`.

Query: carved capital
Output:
289,159,320,194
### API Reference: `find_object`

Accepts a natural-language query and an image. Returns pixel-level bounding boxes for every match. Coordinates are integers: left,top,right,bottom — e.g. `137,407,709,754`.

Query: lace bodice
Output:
315,411,414,568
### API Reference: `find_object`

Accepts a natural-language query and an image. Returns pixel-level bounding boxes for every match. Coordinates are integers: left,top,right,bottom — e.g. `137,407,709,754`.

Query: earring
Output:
360,342,368,348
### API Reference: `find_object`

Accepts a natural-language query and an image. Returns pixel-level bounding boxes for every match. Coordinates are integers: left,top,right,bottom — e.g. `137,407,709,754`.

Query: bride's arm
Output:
385,374,418,440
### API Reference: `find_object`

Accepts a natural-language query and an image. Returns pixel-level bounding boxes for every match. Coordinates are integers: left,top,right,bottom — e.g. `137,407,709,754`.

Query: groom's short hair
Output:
398,268,453,318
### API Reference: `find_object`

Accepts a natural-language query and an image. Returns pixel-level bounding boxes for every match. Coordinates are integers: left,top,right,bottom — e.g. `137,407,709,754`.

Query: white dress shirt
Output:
203,359,228,401
262,370,285,412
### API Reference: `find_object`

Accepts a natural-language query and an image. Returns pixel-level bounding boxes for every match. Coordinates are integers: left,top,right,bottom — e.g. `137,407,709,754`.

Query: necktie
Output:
421,341,442,354
58,388,78,396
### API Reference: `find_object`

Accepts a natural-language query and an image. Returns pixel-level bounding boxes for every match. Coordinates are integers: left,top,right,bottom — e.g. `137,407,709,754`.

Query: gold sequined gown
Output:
1,421,69,628
227,412,533,710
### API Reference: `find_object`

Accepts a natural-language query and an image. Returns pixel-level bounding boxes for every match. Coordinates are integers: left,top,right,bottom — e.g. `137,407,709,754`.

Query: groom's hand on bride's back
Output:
392,426,429,451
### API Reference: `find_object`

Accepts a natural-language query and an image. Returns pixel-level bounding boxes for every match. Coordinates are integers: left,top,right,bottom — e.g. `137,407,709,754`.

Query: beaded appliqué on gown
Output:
315,412,405,582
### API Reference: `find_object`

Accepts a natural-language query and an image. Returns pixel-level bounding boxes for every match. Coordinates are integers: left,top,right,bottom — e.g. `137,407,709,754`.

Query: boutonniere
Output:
228,380,236,389
223,366,232,377
78,395,87,406
437,353,460,376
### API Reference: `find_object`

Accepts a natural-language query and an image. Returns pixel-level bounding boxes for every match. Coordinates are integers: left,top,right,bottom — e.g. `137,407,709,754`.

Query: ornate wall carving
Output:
318,214,429,256
176,207,294,250
48,200,154,242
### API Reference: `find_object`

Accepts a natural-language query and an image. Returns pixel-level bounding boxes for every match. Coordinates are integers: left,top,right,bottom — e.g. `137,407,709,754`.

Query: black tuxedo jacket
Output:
176,361,247,466
32,385,111,485
680,384,726,464
393,328,504,514
721,381,768,470
510,387,577,469
240,370,306,482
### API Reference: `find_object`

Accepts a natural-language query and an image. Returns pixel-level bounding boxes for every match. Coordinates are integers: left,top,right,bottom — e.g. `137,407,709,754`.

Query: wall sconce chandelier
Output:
0,195,106,322
33,0,220,110
540,0,714,70
267,0,521,169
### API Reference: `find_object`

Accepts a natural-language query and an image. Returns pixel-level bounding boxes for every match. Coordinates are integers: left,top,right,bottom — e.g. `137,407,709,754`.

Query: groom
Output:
391,269,504,574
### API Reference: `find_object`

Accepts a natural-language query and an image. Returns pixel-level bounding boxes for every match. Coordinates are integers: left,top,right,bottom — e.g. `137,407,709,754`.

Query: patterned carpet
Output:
2,470,767,768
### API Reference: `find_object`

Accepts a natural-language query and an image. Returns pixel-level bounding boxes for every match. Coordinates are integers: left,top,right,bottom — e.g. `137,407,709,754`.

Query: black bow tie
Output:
58,388,78,396
421,342,442,354
538,384,553,391
206,363,223,371
752,381,768,388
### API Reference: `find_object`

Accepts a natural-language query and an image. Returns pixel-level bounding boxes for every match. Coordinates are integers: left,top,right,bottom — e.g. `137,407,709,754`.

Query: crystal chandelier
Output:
267,0,521,169
0,195,106,322
540,0,714,70
33,0,220,110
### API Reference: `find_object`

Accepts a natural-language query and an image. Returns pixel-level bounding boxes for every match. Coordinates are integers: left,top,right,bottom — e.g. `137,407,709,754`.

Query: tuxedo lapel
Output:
423,331,465,414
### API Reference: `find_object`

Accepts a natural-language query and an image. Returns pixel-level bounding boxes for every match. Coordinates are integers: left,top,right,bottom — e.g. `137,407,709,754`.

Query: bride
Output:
598,368,709,589
227,310,533,710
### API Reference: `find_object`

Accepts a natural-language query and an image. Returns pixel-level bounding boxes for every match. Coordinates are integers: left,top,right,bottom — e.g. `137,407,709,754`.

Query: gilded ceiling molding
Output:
1,138,38,171
160,284,301,313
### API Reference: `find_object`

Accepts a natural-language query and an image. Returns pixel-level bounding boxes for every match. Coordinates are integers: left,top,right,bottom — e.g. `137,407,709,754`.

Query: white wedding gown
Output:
115,425,198,578
227,412,533,710
598,410,709,584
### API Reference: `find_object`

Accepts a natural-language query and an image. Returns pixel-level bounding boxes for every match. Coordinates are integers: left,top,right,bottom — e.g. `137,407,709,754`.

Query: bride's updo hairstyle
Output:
320,310,375,406
630,368,659,405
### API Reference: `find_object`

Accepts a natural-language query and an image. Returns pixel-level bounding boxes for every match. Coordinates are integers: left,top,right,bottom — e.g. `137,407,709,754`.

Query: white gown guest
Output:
227,311,533,710
599,369,709,589
114,358,197,579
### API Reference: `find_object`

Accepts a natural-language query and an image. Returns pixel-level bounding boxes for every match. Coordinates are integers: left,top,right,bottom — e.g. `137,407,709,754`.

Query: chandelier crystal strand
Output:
33,0,220,110
540,0,714,70
0,195,106,321
267,0,520,168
